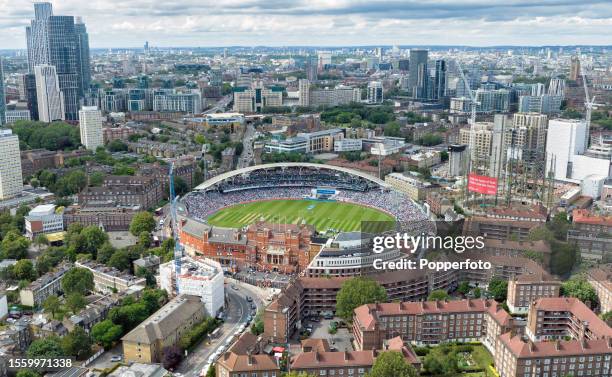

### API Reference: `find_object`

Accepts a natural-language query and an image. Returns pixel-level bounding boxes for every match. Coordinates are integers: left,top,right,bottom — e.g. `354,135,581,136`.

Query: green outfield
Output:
206,199,395,232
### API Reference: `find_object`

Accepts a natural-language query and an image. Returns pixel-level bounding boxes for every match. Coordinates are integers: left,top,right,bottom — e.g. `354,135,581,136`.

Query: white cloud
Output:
0,0,611,48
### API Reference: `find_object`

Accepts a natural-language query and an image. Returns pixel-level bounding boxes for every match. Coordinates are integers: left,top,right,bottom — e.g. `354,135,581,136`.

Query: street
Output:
236,123,255,169
176,279,269,377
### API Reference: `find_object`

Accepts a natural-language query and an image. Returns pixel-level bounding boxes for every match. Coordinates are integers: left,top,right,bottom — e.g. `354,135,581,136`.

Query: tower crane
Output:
580,60,596,150
454,59,481,166
169,162,184,295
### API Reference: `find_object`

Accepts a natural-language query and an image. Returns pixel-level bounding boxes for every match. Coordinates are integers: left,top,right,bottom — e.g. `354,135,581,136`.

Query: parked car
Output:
110,355,122,362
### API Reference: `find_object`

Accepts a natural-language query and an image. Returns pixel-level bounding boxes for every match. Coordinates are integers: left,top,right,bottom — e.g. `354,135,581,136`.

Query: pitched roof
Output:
531,297,612,338
499,332,612,358
217,352,279,372
121,295,204,344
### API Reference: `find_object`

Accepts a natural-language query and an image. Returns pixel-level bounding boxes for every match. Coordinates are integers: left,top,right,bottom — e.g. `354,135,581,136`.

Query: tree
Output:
16,371,41,377
89,171,105,187
66,292,87,314
141,289,168,314
368,350,418,377
108,249,132,271
428,289,451,301
561,277,597,306
97,242,116,264
549,212,570,240
61,327,92,360
33,233,49,248
13,259,36,281
91,319,123,349
488,277,508,302
162,345,183,370
139,231,152,248
1,230,30,260
42,295,61,319
80,225,108,258
61,267,94,296
251,309,264,335
457,281,470,296
336,277,387,321
107,139,128,152
27,337,63,358
206,365,216,377
130,212,156,236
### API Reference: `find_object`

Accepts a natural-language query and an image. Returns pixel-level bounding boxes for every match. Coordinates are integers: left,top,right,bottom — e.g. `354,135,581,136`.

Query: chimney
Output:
607,337,612,349
314,352,319,362
581,337,588,350
344,351,350,361
528,341,536,353
555,341,561,351
247,353,254,366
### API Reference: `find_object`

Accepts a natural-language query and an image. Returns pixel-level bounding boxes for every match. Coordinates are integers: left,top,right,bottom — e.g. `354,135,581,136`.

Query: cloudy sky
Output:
1,0,611,49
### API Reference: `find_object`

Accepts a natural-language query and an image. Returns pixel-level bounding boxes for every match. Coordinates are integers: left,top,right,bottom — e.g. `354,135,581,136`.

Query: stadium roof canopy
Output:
194,162,389,191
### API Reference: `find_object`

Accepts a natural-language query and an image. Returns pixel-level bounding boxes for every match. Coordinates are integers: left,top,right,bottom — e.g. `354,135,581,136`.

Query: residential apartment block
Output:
122,295,205,363
506,273,561,314
20,263,71,307
75,260,146,294
352,299,512,352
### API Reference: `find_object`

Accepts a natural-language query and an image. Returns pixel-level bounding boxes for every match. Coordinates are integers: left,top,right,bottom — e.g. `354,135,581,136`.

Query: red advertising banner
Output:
468,173,498,195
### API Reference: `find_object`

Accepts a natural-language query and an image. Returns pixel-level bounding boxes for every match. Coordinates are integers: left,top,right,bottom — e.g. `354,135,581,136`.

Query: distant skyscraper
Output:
317,51,332,70
0,57,5,125
367,81,384,104
34,64,65,122
75,17,91,95
548,78,566,97
408,49,428,99
306,57,318,81
0,129,23,200
24,74,39,121
432,59,447,101
570,56,581,81
398,59,409,72
546,119,587,182
26,2,90,120
79,106,103,150
298,79,310,107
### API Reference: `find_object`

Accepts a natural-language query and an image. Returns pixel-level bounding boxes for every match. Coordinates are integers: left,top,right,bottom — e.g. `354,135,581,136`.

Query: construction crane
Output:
580,60,596,150
454,58,480,167
168,162,184,295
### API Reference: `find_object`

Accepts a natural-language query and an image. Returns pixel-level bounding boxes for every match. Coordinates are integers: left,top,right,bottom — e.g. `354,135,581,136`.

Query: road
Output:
177,280,267,377
237,123,256,169
204,95,232,114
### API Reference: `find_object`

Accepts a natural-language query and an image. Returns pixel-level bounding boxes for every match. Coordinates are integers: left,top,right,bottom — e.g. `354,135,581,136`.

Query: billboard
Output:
468,173,498,195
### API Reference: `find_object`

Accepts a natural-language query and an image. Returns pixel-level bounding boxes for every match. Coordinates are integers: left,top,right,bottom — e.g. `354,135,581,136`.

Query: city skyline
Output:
1,0,612,49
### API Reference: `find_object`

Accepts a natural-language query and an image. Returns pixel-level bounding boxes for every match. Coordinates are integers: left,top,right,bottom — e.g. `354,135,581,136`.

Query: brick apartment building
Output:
495,297,612,377
20,149,91,177
567,209,612,261
63,204,140,231
122,295,205,364
78,175,163,209
352,299,512,352
463,204,548,241
290,337,421,376
506,273,561,314
525,297,612,342
588,266,612,313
